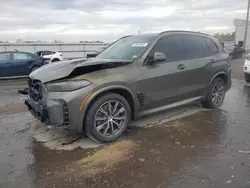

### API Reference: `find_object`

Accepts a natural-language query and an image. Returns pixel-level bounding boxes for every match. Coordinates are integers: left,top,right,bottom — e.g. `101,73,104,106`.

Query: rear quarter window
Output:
204,38,219,54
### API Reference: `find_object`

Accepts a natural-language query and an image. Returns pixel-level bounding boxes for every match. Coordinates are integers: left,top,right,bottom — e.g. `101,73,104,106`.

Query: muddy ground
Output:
1,58,250,188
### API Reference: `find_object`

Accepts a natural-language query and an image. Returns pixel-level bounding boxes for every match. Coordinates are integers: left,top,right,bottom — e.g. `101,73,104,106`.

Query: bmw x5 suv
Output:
25,31,231,143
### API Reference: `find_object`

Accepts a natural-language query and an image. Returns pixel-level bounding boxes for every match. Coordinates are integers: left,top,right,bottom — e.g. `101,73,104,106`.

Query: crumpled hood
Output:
29,58,132,83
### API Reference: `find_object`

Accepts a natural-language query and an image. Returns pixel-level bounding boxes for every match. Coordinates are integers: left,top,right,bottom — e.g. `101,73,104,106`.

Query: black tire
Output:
51,58,60,62
85,93,131,143
202,77,226,109
245,73,250,82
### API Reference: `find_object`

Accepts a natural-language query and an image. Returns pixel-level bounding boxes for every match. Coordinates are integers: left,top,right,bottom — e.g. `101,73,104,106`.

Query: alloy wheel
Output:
94,100,127,137
211,81,225,106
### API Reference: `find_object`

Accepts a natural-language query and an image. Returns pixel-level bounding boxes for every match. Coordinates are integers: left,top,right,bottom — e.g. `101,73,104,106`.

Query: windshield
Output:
97,35,156,60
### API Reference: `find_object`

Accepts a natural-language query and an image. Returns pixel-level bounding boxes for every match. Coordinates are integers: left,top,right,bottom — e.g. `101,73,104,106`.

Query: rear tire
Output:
85,93,131,143
245,73,250,82
202,77,226,109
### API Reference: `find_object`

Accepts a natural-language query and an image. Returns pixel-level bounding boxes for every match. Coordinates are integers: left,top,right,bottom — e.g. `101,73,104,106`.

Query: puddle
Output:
24,120,102,150
22,103,205,151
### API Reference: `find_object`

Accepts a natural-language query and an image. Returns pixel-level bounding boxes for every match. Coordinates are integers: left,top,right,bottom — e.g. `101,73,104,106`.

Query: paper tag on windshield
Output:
132,43,148,47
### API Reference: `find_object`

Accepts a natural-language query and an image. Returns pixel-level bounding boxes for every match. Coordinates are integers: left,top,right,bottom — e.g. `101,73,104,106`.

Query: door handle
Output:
177,64,185,70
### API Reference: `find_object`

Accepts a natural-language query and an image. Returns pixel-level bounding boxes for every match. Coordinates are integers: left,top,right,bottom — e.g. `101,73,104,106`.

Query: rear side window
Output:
151,36,186,62
13,53,34,60
182,35,211,59
42,51,53,55
204,38,219,54
0,53,11,61
35,51,42,56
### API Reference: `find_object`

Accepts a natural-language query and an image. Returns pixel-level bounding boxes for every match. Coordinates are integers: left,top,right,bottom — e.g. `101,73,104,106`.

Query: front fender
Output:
78,84,138,133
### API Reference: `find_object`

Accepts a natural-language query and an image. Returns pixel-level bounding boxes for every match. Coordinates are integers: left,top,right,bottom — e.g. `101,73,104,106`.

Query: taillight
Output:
44,59,50,64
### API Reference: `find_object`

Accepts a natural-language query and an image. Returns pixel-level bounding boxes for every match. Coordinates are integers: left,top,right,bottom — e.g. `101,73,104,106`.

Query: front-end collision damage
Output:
29,58,133,84
25,58,133,130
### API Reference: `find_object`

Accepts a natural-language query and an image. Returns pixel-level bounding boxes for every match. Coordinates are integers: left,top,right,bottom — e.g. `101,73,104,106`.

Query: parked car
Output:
34,51,63,62
25,31,231,143
0,51,47,78
229,45,245,59
243,53,250,82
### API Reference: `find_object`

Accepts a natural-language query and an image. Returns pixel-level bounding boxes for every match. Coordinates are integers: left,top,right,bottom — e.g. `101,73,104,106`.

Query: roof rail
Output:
120,35,133,39
159,30,211,36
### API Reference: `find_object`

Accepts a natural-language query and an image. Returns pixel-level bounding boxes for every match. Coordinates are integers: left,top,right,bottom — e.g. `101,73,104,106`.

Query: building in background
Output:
234,19,250,49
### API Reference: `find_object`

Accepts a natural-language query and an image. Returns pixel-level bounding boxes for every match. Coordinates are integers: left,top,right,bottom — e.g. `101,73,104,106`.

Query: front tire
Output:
245,73,250,82
202,77,226,109
85,93,131,143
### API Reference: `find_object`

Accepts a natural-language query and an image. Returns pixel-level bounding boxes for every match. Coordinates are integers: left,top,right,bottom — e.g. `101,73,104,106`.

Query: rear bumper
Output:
25,98,69,126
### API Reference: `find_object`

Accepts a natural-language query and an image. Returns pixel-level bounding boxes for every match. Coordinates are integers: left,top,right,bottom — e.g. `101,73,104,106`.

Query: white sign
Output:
132,43,148,47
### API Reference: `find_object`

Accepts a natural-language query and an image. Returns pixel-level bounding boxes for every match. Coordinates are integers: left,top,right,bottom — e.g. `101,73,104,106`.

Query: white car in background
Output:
244,53,250,82
34,51,63,63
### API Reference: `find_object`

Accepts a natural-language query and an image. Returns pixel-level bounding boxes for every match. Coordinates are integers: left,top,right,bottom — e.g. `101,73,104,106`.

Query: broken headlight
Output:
45,80,91,92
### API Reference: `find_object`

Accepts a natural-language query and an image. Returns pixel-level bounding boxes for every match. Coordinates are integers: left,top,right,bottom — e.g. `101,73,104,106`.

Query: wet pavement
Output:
1,58,250,188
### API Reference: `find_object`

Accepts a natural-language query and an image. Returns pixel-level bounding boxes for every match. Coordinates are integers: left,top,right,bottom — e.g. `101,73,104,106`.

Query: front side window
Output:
0,53,11,61
13,53,34,60
150,35,187,62
97,35,156,60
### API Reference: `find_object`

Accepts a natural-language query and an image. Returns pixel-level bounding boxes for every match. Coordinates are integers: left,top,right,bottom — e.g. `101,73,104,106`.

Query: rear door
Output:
181,34,214,97
0,52,12,77
12,52,36,76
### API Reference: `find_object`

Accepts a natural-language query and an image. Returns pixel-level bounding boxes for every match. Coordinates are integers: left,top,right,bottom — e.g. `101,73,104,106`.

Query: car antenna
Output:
14,49,18,51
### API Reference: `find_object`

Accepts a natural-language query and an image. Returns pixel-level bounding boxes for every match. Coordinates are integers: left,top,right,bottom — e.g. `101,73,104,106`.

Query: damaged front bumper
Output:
25,97,69,127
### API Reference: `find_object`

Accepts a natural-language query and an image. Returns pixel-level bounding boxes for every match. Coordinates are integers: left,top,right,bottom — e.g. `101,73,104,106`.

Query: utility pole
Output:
243,0,250,50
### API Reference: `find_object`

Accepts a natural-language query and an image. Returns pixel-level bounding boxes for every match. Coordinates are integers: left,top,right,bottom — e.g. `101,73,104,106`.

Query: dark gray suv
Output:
25,31,231,143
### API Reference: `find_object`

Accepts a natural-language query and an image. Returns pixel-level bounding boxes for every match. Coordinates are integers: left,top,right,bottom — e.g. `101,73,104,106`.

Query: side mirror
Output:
153,52,166,62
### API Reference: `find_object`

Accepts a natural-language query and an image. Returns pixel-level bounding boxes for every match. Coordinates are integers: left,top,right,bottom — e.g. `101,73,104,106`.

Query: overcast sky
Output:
0,0,248,42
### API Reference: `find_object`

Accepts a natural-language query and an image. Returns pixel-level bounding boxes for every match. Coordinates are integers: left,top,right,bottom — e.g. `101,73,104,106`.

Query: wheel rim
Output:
211,81,225,106
94,100,127,137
